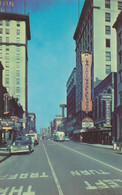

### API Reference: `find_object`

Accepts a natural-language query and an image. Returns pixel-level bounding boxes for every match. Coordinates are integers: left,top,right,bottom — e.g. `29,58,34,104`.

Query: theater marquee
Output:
81,51,92,113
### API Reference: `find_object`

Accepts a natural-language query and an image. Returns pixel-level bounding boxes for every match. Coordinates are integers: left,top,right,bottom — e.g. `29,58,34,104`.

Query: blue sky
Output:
14,0,84,132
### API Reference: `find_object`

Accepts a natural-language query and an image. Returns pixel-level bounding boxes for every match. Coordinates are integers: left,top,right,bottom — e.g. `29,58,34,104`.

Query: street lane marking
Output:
43,144,64,195
70,169,110,176
57,143,122,173
84,179,122,190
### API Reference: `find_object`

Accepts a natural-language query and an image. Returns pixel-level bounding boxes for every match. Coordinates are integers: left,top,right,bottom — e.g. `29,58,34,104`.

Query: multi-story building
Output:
113,11,122,144
66,68,76,135
94,72,117,144
27,113,36,133
73,0,121,125
0,12,31,127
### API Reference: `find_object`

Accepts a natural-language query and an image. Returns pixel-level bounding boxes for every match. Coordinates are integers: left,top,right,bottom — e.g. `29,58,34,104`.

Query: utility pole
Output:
24,0,26,14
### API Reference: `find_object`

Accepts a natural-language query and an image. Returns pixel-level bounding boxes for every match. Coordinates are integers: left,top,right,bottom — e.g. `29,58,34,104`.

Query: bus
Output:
53,131,65,141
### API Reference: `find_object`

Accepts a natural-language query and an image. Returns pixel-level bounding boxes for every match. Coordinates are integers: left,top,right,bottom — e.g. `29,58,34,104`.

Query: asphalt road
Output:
0,140,122,195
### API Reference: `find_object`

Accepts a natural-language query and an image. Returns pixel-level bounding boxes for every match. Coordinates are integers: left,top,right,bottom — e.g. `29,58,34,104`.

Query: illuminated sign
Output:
82,117,94,128
81,51,92,113
0,0,15,12
101,93,112,127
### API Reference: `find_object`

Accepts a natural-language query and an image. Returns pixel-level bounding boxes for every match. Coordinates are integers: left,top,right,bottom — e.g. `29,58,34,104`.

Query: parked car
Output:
9,136,34,154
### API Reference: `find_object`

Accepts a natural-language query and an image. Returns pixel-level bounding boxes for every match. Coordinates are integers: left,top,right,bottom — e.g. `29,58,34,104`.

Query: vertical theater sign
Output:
81,50,92,113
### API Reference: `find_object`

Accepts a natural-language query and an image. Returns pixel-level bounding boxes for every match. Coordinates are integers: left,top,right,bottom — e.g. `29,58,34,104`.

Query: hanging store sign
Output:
81,51,92,113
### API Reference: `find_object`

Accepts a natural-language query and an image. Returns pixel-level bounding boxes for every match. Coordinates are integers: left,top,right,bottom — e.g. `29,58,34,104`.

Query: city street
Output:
0,140,122,195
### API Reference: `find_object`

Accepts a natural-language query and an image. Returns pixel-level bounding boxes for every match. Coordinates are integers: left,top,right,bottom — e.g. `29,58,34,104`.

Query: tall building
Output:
66,67,76,134
73,0,121,122
0,12,31,125
113,11,122,144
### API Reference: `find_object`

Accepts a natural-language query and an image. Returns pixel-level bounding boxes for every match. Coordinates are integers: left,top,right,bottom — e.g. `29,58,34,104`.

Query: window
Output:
5,78,9,85
118,32,122,45
16,54,20,60
16,46,20,52
5,62,9,68
0,37,2,42
119,71,122,83
6,37,9,43
16,78,20,85
105,13,110,22
106,52,111,61
119,50,122,64
17,29,20,35
120,91,122,105
0,45,2,50
105,0,110,8
6,47,9,51
16,87,20,93
106,65,111,74
118,1,122,10
5,21,10,26
105,26,111,34
16,70,20,77
0,20,3,25
0,28,3,34
5,70,9,76
16,37,20,43
16,62,20,68
106,39,110,47
5,29,10,34
17,21,20,27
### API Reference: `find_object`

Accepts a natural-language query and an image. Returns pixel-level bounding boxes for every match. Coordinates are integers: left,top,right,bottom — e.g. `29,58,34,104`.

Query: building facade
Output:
113,11,122,144
94,72,117,144
73,0,121,126
0,12,31,127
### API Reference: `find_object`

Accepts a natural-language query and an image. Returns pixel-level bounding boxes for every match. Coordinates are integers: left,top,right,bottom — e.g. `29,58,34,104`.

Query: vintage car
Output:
9,136,34,154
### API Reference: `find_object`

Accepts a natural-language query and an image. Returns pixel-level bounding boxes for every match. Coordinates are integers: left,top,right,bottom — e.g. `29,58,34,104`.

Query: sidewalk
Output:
0,146,11,163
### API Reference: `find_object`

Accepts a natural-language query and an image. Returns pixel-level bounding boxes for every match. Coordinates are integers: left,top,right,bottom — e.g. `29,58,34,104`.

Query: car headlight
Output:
25,145,29,149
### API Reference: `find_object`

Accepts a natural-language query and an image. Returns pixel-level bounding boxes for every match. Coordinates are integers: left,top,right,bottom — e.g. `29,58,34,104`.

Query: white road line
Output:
56,143,122,173
43,144,64,195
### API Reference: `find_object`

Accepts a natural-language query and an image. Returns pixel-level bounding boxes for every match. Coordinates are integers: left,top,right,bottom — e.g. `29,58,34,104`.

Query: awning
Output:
73,129,88,134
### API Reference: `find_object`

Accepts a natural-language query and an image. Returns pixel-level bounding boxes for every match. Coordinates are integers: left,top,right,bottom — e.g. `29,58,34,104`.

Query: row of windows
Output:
0,36,20,43
5,78,20,85
0,46,21,51
0,28,20,35
0,20,20,27
105,0,122,10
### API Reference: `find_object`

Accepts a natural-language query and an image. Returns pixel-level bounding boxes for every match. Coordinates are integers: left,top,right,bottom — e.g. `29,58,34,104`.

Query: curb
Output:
0,154,11,163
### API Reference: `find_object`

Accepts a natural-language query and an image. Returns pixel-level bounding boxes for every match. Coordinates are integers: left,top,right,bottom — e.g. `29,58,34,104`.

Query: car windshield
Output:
14,141,30,146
